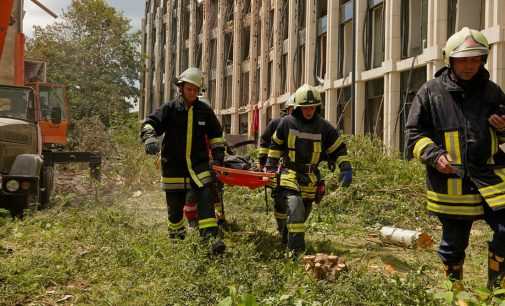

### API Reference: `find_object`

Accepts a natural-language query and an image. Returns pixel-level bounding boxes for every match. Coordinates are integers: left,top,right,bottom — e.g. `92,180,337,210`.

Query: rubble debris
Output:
379,226,433,249
302,253,346,282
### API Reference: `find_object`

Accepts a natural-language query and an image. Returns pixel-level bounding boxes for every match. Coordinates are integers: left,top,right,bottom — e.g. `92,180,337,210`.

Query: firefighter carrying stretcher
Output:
140,67,227,255
265,84,352,254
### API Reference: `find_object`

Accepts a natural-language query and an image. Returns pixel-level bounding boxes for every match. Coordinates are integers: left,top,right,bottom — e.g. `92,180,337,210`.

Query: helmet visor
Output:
450,49,488,58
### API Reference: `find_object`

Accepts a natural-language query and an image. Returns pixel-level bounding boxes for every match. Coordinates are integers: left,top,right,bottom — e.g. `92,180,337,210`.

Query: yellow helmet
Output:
293,84,321,108
443,27,489,65
176,67,204,88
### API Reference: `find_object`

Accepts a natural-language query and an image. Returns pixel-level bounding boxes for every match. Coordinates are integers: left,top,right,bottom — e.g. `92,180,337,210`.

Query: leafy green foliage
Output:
26,0,141,126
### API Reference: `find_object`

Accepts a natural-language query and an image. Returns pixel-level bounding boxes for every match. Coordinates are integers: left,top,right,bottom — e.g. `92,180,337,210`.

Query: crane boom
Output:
0,0,14,61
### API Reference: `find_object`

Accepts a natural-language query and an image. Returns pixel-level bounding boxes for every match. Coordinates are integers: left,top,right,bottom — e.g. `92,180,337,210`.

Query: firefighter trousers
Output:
276,188,313,252
165,183,219,239
438,203,505,265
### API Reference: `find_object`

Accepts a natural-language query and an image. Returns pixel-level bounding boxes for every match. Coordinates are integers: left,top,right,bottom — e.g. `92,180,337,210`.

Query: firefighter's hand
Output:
327,160,336,172
144,137,160,155
489,114,505,132
435,154,457,174
338,169,352,187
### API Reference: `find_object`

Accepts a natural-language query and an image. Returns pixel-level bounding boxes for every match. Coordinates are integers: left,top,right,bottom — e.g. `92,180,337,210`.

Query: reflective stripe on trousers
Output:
165,183,218,239
277,188,313,251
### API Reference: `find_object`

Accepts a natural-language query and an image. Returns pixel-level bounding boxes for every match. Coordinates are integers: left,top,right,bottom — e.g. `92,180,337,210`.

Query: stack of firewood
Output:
302,253,346,282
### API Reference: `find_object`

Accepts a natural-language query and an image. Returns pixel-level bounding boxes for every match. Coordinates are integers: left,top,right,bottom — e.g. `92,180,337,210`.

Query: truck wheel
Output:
12,192,40,218
40,166,54,209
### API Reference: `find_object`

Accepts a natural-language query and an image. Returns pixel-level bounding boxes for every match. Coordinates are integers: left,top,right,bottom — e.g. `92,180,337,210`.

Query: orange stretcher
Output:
212,165,276,189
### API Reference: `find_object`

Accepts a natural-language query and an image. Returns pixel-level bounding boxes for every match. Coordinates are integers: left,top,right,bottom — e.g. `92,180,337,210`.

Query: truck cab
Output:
0,84,49,216
0,1,100,217
29,82,68,148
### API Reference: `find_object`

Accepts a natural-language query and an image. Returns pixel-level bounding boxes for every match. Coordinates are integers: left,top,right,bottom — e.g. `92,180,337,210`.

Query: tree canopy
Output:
26,0,141,126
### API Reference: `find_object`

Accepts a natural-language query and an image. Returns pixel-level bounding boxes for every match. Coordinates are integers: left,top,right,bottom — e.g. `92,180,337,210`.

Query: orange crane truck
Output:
0,0,101,216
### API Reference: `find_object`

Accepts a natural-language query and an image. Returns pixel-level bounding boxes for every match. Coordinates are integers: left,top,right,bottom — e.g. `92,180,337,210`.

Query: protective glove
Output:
144,137,160,155
338,168,353,187
327,160,336,172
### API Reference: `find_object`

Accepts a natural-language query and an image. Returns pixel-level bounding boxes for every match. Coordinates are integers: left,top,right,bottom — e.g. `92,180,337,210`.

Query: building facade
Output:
140,0,505,153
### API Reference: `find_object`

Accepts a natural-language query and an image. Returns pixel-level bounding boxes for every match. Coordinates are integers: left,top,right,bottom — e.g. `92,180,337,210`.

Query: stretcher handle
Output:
212,165,276,178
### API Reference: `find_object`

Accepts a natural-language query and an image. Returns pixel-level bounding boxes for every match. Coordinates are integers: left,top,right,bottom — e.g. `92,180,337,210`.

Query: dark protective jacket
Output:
266,112,350,200
141,97,225,191
406,67,505,218
258,116,283,166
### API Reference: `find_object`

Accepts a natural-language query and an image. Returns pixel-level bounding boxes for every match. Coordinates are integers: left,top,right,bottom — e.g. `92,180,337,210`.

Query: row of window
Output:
143,0,488,139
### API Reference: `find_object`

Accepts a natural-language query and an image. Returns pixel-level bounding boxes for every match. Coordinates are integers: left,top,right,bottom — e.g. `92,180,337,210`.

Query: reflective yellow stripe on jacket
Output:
425,131,485,216
272,131,284,145
327,137,343,155
444,131,462,196
288,132,296,161
413,137,434,160
185,107,213,187
186,107,202,187
258,147,269,155
421,130,505,215
209,136,225,149
278,169,300,191
427,201,484,216
479,168,505,210
310,142,321,165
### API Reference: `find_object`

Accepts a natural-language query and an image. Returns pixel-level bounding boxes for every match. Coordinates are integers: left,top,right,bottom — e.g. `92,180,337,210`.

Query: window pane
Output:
239,113,248,134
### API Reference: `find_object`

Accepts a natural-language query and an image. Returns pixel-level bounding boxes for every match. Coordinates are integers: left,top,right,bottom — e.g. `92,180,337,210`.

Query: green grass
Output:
0,126,501,305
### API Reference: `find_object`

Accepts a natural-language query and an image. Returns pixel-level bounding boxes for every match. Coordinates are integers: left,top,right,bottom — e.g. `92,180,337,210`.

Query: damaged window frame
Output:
364,77,385,139
338,0,353,79
364,0,385,70
315,0,328,82
447,0,486,36
400,0,428,59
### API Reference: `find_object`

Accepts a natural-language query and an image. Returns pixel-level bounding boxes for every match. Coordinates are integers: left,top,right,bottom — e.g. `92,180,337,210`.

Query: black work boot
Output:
287,232,305,258
488,249,505,291
275,218,288,245
444,262,463,281
210,239,226,256
201,226,226,256
444,261,464,291
168,228,186,240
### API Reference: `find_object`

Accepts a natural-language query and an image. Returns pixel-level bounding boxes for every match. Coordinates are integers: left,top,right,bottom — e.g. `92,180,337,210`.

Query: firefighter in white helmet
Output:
406,27,505,289
140,67,226,255
266,84,352,254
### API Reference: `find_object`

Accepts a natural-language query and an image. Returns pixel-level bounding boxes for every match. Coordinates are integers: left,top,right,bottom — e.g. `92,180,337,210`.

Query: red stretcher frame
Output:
212,165,276,189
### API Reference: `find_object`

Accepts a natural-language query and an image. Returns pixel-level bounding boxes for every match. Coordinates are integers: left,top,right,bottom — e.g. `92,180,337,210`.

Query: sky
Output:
23,0,145,37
